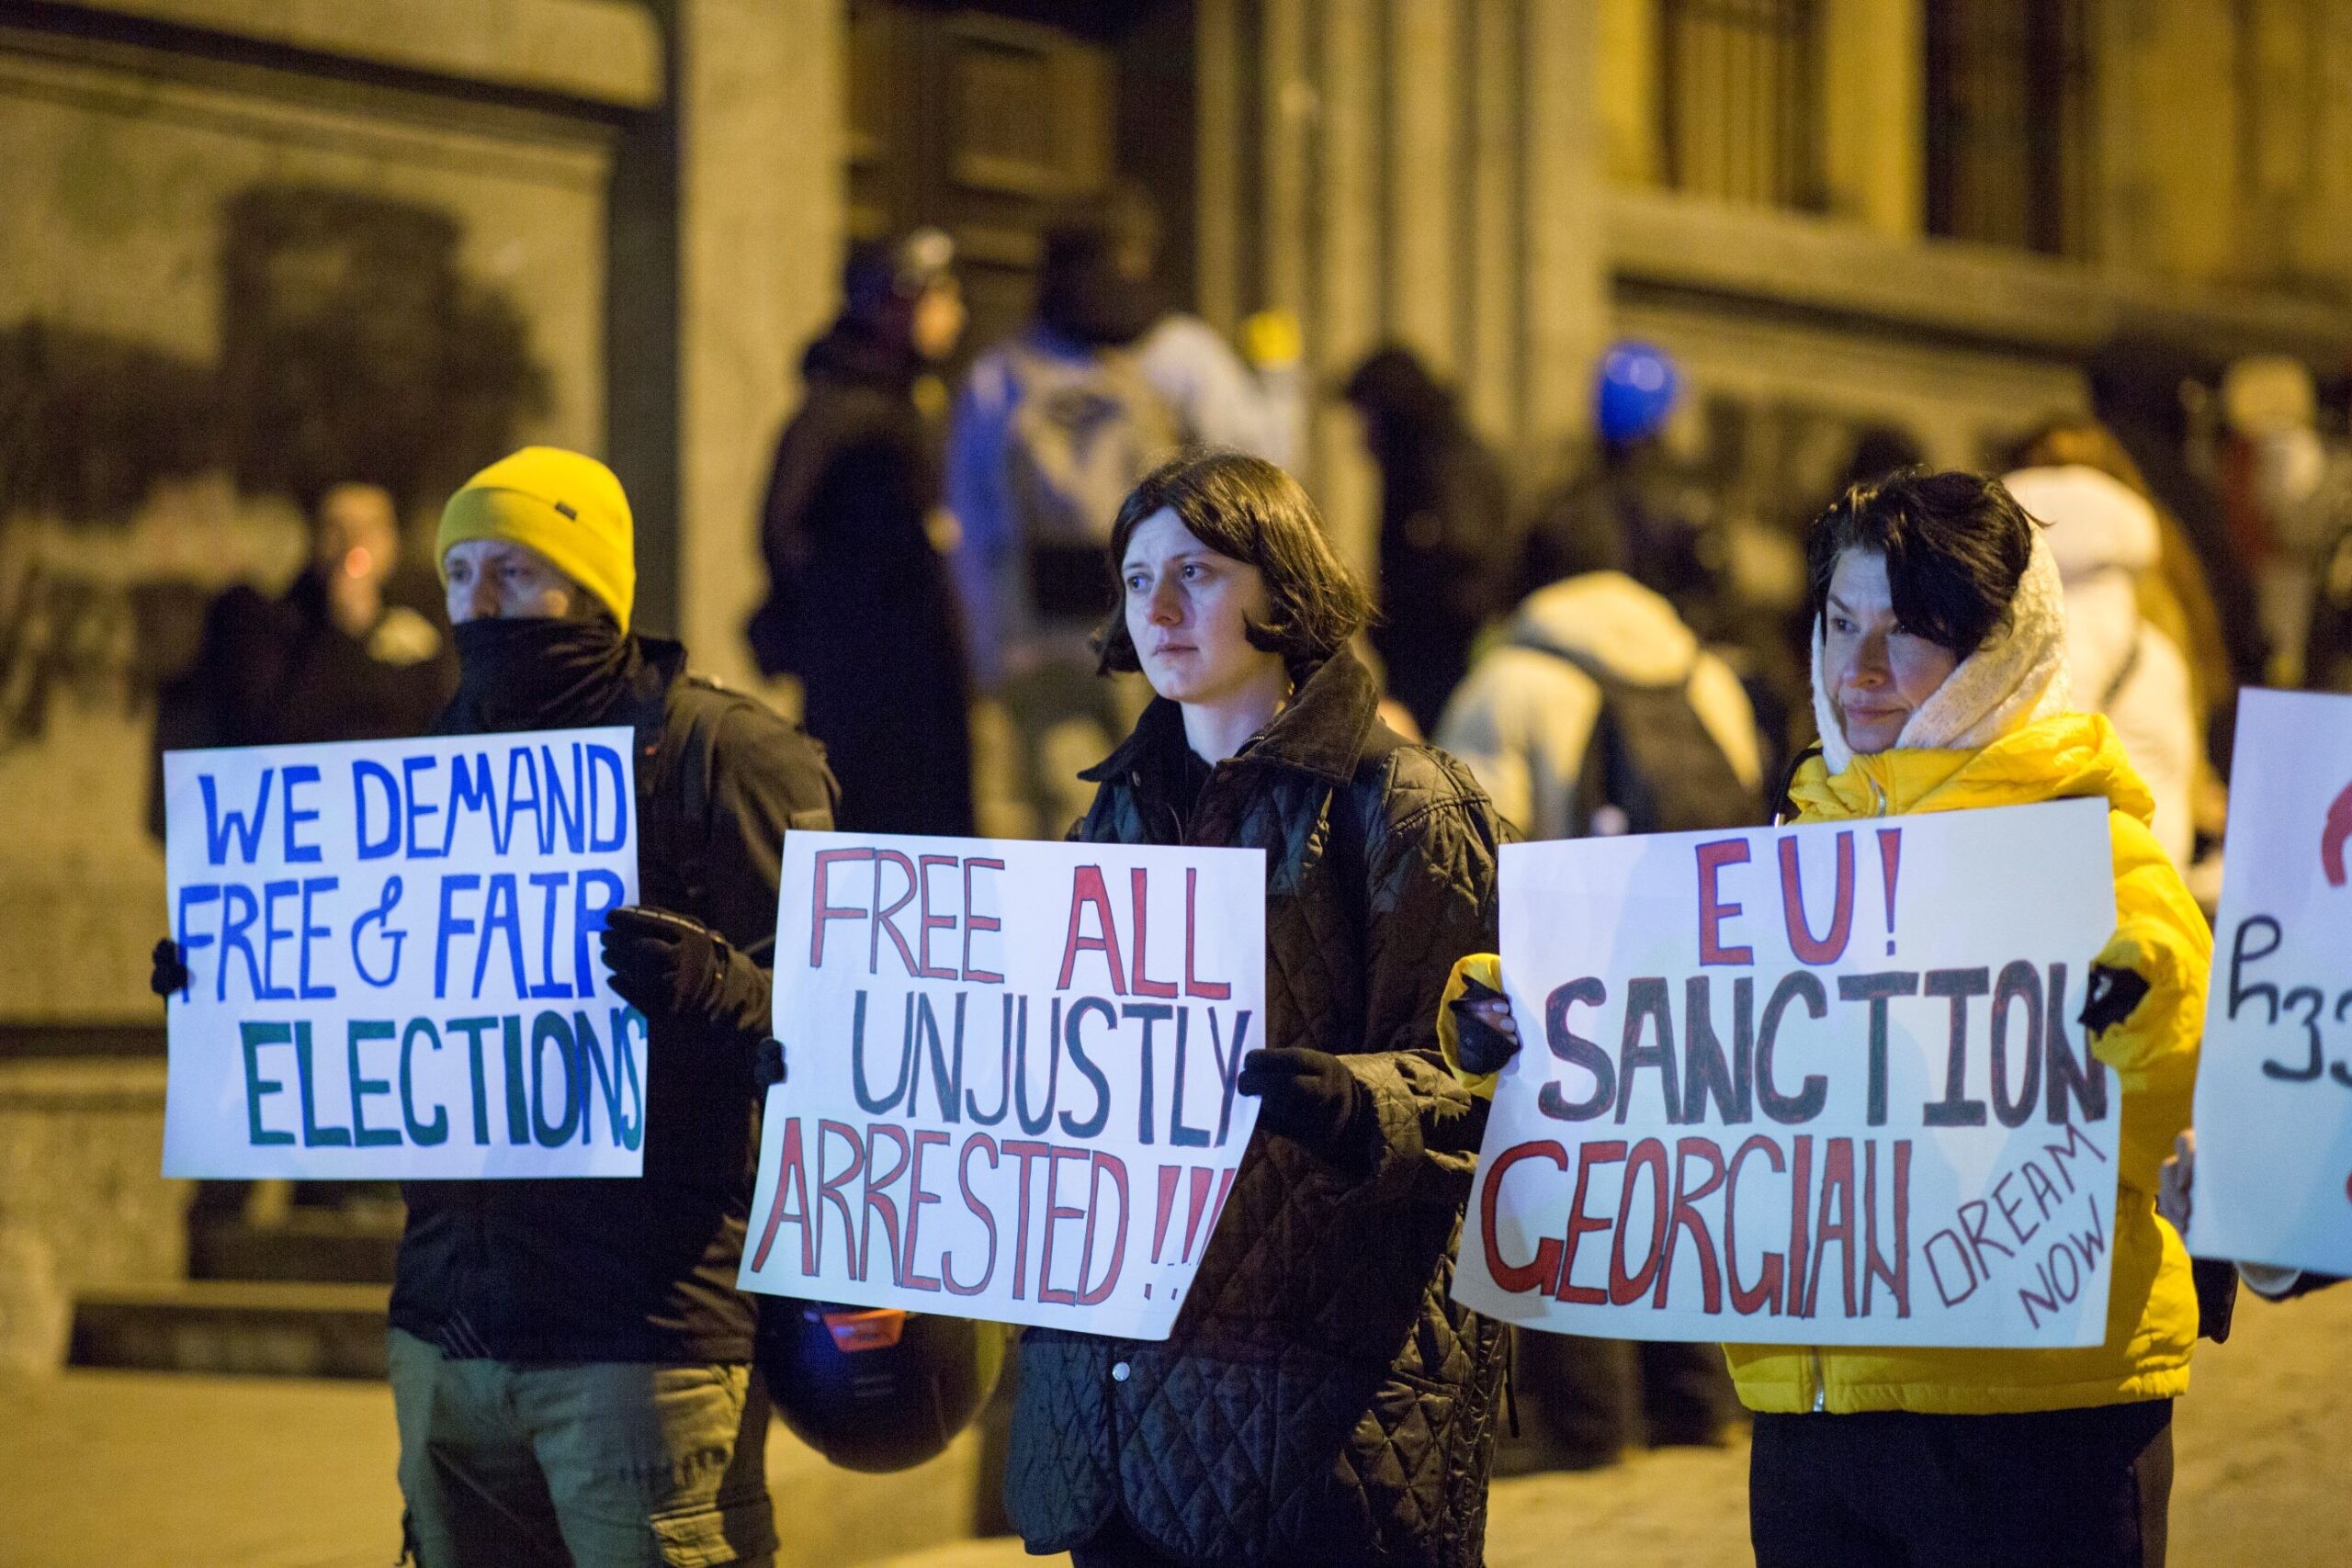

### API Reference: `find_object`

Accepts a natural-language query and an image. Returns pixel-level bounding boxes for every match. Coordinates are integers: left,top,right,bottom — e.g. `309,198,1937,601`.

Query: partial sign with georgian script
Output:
2188,688,2352,1276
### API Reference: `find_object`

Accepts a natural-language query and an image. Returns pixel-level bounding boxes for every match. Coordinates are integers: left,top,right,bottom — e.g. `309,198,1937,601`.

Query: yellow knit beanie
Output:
437,446,636,630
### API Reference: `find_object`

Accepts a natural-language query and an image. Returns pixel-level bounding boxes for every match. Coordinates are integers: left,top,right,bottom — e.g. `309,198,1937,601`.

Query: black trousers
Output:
1503,1330,1736,1470
1750,1401,2174,1568
1069,1514,1184,1568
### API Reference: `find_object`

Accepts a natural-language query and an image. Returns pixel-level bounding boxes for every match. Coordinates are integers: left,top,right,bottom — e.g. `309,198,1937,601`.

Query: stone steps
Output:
187,1207,402,1284
70,1280,390,1380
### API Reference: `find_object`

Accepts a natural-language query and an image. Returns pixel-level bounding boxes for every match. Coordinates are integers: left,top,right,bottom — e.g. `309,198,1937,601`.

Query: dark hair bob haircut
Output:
1804,468,2035,657
1095,449,1374,677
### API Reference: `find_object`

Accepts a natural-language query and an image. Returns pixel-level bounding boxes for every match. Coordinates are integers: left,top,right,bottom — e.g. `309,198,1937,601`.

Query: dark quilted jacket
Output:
1004,650,1508,1567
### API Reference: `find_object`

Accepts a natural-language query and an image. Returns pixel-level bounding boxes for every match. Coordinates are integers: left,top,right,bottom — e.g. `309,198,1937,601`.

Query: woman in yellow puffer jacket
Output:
1442,468,2208,1567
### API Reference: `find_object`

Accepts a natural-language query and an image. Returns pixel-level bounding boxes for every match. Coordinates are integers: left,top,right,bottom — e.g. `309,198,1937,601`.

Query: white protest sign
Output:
1456,798,2120,1348
740,832,1265,1340
162,729,644,1179
2188,688,2352,1274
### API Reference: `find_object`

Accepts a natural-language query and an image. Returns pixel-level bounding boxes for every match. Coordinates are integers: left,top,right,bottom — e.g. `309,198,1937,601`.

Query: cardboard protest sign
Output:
740,833,1265,1340
162,729,644,1179
1456,798,2120,1348
2188,688,2352,1275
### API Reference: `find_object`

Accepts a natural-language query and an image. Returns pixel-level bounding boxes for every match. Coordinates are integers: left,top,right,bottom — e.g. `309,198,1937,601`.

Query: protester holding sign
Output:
1001,451,1508,1568
158,446,837,1567
1443,469,2210,1568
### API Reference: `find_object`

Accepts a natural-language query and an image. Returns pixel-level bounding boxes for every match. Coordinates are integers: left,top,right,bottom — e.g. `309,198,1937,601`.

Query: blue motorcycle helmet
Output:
1595,340,1681,446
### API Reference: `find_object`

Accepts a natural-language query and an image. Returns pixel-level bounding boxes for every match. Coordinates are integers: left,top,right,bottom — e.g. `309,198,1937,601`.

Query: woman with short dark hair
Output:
1446,468,2209,1567
1004,449,1510,1568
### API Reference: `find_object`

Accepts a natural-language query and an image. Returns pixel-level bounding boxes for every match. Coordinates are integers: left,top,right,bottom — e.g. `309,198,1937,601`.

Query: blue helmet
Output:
1594,340,1680,446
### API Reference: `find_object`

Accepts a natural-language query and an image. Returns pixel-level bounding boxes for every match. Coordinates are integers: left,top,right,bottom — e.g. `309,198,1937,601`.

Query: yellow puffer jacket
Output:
1729,711,2206,1415
1437,711,2208,1416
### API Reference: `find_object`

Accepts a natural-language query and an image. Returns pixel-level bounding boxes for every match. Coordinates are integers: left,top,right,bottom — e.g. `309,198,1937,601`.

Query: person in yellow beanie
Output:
409,446,836,1565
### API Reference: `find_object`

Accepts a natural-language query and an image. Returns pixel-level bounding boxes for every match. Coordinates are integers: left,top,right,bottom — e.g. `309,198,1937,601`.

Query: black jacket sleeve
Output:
692,701,840,1048
1341,750,1503,1199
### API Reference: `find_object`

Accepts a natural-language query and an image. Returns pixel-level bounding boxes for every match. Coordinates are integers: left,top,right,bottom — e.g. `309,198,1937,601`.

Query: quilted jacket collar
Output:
1080,649,1382,786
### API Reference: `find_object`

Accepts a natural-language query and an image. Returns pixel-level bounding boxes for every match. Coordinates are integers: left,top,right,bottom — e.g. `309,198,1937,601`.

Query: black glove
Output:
753,1037,788,1088
1238,1046,1371,1157
1448,988,1520,1077
599,906,770,1043
151,938,188,1001
2078,964,2150,1037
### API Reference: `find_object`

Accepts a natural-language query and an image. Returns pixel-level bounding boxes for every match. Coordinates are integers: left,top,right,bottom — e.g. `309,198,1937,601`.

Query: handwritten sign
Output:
1456,799,2120,1348
161,729,644,1179
2188,688,2352,1274
739,833,1265,1340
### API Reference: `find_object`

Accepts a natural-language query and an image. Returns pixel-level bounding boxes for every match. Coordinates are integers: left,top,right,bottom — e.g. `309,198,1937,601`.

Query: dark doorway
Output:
846,0,1198,378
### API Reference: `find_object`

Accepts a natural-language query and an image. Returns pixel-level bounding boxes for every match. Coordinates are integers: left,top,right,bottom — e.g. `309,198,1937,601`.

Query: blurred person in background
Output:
945,198,1181,836
1110,178,1307,473
1435,471,1758,1472
153,479,452,826
1437,469,1762,845
947,184,1306,838
2004,462,2199,871
1343,345,1517,737
2010,418,2233,904
2306,502,2352,694
2216,354,2352,686
752,228,975,837
2089,337,2267,698
1518,342,1726,641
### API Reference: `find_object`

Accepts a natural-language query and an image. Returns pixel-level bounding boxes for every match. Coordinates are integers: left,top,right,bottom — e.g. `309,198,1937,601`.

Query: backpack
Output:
1558,654,1762,836
1003,339,1182,560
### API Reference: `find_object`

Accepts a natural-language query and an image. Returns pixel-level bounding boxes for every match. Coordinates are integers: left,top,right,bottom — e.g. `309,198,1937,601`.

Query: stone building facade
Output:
5,0,2351,1013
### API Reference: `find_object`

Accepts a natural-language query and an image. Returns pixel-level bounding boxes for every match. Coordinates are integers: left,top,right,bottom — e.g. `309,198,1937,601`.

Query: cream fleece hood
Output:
1811,525,2075,774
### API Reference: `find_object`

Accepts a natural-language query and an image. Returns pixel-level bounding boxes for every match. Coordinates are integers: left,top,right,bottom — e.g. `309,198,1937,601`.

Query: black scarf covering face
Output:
449,615,641,732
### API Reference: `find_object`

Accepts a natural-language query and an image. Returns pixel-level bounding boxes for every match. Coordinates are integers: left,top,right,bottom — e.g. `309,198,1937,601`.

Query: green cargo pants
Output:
389,1328,776,1567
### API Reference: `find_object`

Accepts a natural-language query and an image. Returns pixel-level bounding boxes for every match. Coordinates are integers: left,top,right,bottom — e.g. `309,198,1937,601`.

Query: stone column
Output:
672,0,843,690
1459,0,1522,449
1519,0,1607,461
1385,0,1463,372
1314,0,1384,577
1820,0,1922,238
2098,0,2243,287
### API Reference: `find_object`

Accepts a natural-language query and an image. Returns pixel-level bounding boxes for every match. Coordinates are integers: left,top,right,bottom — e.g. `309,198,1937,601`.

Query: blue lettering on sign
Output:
353,761,401,859
435,874,481,999
402,755,442,860
241,1021,295,1145
587,743,629,851
298,876,338,999
400,1018,449,1146
281,764,323,863
504,747,545,855
199,771,272,865
445,752,498,858
346,1021,401,1148
543,744,586,854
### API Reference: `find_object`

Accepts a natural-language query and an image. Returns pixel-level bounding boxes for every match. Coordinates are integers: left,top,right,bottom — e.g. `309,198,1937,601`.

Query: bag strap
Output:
2099,627,2146,712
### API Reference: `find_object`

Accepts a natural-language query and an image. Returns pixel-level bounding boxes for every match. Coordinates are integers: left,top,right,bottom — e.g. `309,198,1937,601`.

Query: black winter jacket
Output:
389,637,838,1363
1004,651,1509,1567
750,320,975,837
